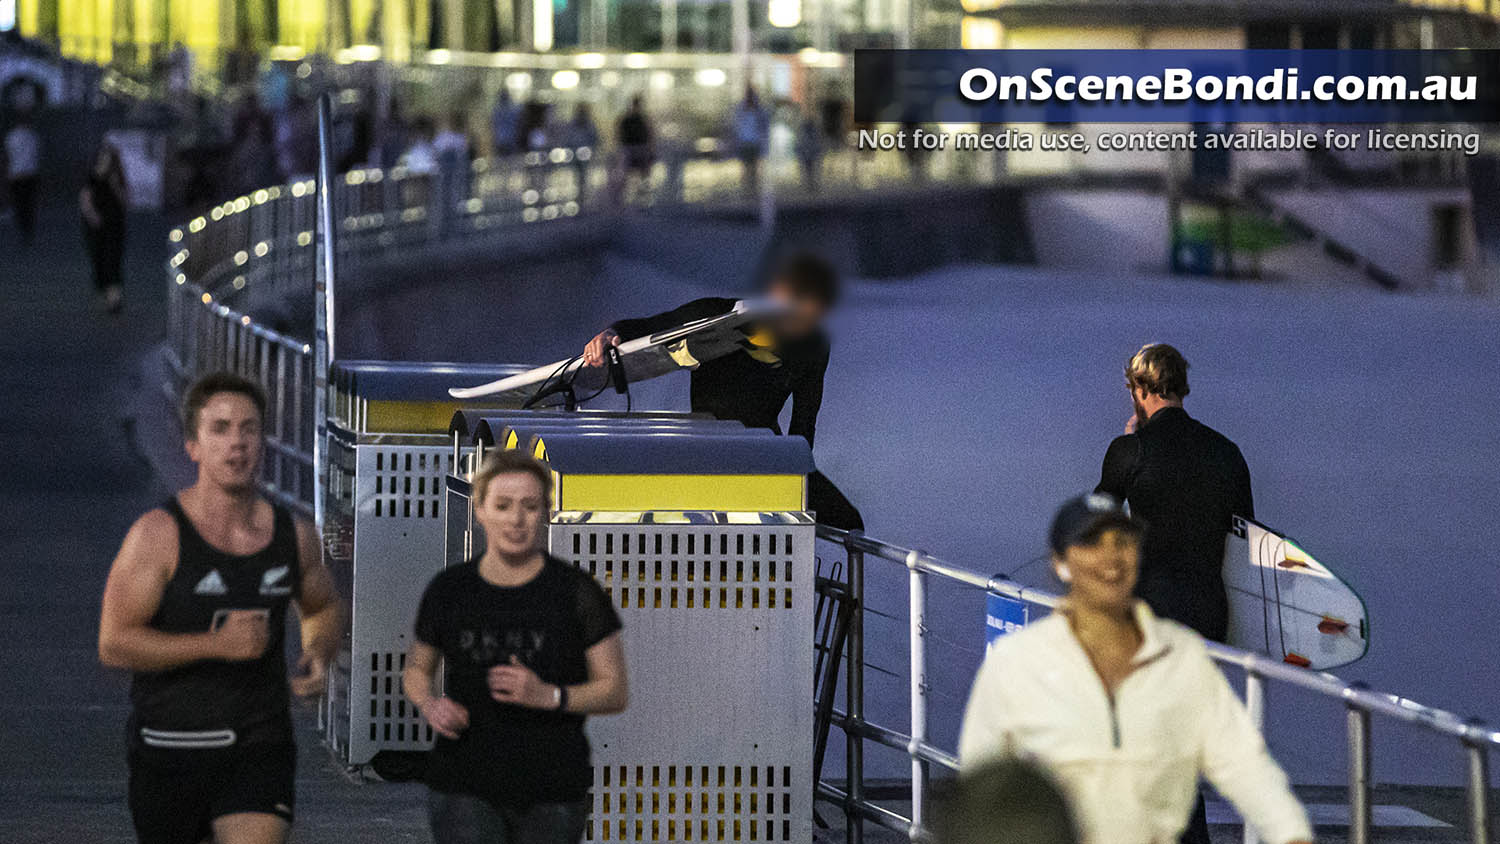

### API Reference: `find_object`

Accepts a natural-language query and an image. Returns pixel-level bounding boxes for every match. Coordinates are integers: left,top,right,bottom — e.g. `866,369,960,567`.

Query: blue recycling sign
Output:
985,592,1030,651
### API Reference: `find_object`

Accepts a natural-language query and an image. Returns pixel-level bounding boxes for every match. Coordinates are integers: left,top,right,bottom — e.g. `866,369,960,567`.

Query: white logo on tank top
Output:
259,566,292,596
194,570,228,596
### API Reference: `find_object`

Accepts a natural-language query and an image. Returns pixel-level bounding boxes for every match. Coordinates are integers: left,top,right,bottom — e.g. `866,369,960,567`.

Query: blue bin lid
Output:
469,415,748,447
450,409,717,441
332,360,534,402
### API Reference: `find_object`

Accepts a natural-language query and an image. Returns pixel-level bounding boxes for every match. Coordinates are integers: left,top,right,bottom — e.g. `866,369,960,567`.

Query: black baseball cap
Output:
1049,493,1143,555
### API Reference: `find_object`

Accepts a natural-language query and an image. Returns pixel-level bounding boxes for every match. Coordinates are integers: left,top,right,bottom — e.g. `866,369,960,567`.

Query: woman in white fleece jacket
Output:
959,493,1313,844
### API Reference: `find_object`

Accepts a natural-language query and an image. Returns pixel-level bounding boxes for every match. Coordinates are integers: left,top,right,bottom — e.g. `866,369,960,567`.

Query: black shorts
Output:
128,739,296,844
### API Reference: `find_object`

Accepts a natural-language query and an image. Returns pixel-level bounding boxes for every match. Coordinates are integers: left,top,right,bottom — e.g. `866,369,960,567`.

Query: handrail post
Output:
312,92,339,536
1466,722,1492,844
845,533,865,844
1243,671,1266,844
908,551,929,840
1347,694,1373,844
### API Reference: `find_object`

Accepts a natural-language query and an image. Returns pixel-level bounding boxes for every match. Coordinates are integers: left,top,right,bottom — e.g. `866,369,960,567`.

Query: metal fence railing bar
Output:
814,525,1497,844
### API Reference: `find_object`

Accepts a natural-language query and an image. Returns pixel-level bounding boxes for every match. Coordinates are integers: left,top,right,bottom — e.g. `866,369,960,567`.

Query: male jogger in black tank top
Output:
99,372,344,844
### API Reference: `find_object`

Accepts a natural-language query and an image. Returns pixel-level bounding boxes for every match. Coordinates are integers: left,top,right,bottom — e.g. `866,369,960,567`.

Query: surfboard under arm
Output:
1223,516,1369,670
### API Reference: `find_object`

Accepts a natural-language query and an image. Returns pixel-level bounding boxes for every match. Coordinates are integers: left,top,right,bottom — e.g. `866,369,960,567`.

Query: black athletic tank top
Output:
128,497,301,745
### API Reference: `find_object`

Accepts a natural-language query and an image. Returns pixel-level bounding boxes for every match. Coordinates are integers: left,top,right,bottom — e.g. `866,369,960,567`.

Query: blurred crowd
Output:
1,53,857,316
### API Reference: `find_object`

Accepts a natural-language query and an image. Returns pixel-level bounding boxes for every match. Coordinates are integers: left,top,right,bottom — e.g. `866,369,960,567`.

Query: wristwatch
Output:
553,684,568,712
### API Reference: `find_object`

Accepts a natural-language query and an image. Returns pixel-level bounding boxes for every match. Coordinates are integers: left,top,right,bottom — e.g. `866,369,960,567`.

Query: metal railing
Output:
814,525,1498,844
164,136,607,512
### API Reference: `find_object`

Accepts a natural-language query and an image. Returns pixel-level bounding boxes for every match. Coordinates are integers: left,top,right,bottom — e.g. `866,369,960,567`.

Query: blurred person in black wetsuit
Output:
1094,343,1254,844
582,253,864,531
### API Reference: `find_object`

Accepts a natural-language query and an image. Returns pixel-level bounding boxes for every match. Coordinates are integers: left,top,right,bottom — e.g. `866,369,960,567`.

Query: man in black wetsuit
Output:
99,373,344,844
1096,343,1254,642
582,252,863,530
1094,343,1254,844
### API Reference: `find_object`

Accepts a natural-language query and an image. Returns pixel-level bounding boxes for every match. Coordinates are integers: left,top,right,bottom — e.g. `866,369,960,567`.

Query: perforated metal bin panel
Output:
550,514,817,844
324,428,452,765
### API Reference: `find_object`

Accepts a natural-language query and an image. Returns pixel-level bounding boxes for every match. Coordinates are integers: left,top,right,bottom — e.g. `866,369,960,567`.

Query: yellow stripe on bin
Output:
362,400,476,434
558,474,804,512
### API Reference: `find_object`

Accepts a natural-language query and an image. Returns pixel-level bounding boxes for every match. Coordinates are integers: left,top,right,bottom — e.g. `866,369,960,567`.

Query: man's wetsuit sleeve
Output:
788,341,829,448
1231,444,1254,520
1096,434,1139,500
609,297,738,342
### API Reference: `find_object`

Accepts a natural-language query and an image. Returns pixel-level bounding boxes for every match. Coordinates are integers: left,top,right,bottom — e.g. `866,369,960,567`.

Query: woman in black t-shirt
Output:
403,451,627,844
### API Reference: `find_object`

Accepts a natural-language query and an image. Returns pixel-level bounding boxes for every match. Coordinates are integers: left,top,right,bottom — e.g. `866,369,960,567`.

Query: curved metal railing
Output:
815,525,1497,844
164,145,607,511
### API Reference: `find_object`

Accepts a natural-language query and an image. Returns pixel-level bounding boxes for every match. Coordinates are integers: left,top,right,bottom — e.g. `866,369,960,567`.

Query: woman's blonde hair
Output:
472,450,554,505
1125,343,1190,399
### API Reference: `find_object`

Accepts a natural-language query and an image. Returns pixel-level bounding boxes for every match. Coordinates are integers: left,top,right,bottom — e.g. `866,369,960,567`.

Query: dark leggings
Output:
427,790,588,844
84,223,125,292
808,470,864,532
1179,793,1210,844
9,176,38,243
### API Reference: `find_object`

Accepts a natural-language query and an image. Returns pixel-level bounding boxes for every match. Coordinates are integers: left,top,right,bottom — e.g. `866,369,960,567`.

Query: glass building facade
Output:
7,0,946,67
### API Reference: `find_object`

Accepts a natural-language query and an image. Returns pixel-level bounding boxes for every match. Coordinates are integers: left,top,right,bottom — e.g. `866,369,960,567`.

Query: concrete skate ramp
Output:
317,186,1031,363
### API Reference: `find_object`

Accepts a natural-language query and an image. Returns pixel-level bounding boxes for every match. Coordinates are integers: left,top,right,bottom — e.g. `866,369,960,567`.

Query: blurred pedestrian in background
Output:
820,94,852,181
491,89,522,157
561,105,599,199
227,94,277,197
796,109,824,193
401,117,439,176
400,117,440,223
959,493,1312,844
901,108,927,182
434,113,472,236
730,87,770,197
936,758,1078,844
337,97,375,173
518,100,553,153
79,140,129,314
434,112,472,162
614,96,654,204
378,98,411,170
4,111,41,246
274,95,318,182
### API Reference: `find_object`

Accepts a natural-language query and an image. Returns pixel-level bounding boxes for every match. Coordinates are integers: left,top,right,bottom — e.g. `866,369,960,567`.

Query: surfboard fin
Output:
1277,558,1310,570
666,339,700,369
1317,616,1349,634
1283,652,1312,668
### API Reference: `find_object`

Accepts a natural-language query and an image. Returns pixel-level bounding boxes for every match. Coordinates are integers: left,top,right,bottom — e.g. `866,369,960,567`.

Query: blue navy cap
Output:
1048,493,1143,555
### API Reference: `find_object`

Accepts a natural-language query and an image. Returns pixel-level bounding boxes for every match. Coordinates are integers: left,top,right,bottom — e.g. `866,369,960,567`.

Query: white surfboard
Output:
448,299,785,403
1224,516,1368,670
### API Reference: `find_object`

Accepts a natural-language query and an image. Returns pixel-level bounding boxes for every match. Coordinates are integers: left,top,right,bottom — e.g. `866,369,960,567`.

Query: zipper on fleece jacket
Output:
1107,696,1121,748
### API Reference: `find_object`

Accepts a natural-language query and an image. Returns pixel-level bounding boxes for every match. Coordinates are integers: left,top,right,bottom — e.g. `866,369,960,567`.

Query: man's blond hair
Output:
472,450,554,505
1125,343,1190,399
